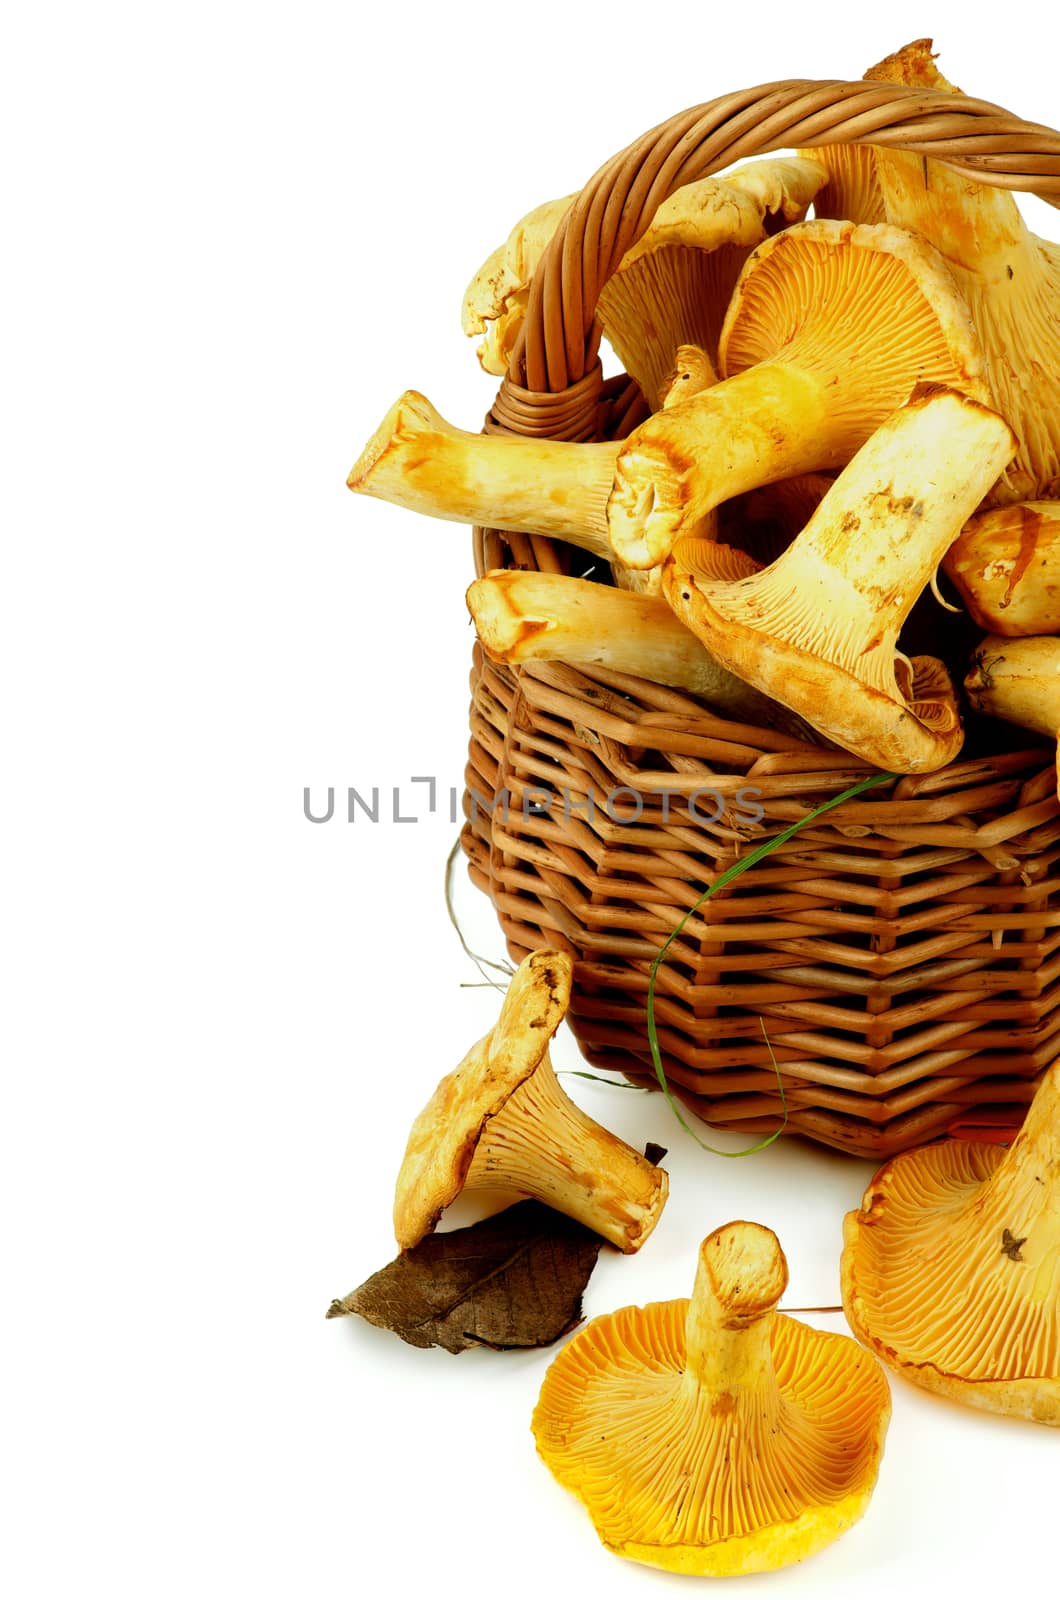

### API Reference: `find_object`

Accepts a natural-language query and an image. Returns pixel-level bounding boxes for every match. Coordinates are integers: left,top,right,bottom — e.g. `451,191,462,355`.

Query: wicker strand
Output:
507,79,1060,394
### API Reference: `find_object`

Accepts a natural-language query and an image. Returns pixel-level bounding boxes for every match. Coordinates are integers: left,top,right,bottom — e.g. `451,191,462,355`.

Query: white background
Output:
5,4,1058,1596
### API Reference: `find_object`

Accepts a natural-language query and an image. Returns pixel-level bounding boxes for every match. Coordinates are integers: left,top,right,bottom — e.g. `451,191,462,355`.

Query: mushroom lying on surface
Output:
533,1221,891,1575
461,158,826,397
842,1054,1060,1425
662,385,1016,771
607,218,990,568
945,503,1060,636
865,39,1060,502
466,566,815,736
393,950,668,1255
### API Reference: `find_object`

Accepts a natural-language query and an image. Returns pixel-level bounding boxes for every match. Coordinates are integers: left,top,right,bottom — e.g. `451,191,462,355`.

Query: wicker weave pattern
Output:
461,77,1060,1156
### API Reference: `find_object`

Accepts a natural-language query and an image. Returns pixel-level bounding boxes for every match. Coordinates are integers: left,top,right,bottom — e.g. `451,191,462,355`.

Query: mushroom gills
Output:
533,1221,891,1575
662,384,1017,772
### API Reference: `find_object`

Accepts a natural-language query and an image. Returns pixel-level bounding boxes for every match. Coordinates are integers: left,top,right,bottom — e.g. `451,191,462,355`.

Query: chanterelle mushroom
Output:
393,950,668,1254
461,192,577,376
607,217,990,568
662,384,1017,771
865,39,1060,502
945,502,1060,637
347,389,624,561
533,1221,891,1575
466,566,813,736
461,158,826,397
842,1053,1060,1425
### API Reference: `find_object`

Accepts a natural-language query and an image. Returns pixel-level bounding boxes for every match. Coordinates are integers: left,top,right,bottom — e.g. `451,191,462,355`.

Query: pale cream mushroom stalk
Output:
607,218,990,569
663,385,1017,771
347,389,624,561
466,566,815,736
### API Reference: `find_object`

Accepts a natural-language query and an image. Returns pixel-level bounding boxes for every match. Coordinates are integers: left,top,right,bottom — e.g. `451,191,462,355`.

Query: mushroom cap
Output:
460,158,826,390
719,218,991,449
393,950,572,1250
461,193,576,375
862,40,1060,502
597,157,826,404
841,1117,1060,1425
533,1223,891,1575
663,546,965,775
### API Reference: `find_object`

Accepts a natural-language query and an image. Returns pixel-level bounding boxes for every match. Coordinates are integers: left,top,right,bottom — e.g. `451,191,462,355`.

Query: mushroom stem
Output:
466,568,807,729
609,364,829,567
986,1058,1060,1203
683,1223,789,1395
664,385,1017,771
466,1058,667,1253
347,390,620,559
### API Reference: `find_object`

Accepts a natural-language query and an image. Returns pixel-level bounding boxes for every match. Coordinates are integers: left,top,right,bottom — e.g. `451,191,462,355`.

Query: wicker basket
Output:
461,76,1060,1158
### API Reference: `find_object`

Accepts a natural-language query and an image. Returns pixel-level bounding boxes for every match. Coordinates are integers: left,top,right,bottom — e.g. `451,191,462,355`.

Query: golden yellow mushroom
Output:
842,1054,1060,1425
393,950,668,1255
461,158,826,397
607,217,989,568
866,38,1060,503
945,502,1060,637
662,384,1016,772
533,1222,891,1575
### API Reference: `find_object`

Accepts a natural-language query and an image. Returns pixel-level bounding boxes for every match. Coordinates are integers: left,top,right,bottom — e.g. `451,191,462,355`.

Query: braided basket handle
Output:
501,78,1060,409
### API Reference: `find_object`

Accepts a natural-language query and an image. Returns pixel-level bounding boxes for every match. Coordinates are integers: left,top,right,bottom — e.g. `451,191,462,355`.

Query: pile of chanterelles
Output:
349,39,1060,783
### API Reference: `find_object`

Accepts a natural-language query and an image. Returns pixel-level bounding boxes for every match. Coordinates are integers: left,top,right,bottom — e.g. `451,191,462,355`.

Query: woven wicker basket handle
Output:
498,77,1060,422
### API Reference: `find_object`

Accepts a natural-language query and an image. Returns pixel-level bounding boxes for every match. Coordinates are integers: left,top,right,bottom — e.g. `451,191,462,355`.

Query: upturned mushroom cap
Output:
842,1056,1060,1425
393,950,668,1254
945,502,1060,636
608,217,990,568
533,1222,891,1575
662,385,1016,771
596,157,826,407
864,40,1060,503
461,158,826,396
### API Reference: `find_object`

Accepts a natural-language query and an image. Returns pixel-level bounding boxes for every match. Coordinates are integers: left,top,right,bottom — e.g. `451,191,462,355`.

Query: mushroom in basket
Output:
945,502,1060,638
842,1053,1060,1425
393,949,668,1254
857,38,1060,504
465,560,816,738
662,384,1017,772
965,633,1060,800
606,217,990,569
533,1221,891,1574
462,156,827,403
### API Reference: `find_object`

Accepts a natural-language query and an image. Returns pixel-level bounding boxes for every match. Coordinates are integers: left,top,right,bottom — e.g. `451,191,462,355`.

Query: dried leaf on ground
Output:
326,1200,603,1354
